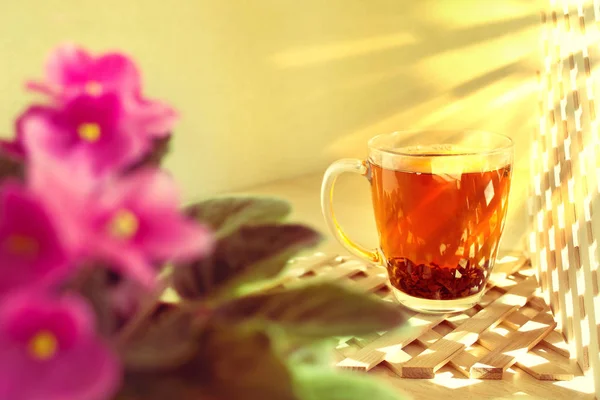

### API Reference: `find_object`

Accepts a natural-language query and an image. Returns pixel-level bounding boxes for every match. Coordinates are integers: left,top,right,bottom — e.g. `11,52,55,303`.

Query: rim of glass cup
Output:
367,130,514,158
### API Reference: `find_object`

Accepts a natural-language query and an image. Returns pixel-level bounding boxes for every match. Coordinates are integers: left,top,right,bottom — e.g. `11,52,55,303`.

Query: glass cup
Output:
321,130,514,313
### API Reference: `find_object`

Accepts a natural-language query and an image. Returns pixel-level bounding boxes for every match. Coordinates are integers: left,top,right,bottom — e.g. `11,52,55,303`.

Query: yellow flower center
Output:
4,234,38,256
78,123,101,142
28,330,58,361
109,209,139,239
84,81,103,96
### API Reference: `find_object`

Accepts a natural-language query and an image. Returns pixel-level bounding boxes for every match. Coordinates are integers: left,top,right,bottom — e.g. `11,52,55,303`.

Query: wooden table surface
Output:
233,172,596,400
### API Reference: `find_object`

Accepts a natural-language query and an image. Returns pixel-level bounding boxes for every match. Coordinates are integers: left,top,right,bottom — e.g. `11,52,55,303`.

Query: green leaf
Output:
119,367,215,400
293,366,409,400
121,306,201,372
284,337,338,367
214,283,409,338
196,322,299,400
186,196,291,237
172,224,321,300
120,322,298,400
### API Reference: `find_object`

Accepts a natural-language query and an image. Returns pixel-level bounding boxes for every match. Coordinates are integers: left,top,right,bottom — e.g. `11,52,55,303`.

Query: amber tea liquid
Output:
370,157,511,301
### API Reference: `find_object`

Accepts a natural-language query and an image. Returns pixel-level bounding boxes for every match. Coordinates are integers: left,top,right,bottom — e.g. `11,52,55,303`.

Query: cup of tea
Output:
321,130,513,313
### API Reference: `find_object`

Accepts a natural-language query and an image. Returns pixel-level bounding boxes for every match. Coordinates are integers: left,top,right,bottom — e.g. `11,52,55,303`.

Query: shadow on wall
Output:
184,0,540,248
172,0,541,223
0,0,541,241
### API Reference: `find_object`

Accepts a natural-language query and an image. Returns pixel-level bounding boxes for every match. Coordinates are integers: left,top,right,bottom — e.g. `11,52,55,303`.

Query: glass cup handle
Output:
320,159,381,264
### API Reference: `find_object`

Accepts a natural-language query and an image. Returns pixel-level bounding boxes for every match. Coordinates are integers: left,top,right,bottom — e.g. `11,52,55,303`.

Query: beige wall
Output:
0,0,540,247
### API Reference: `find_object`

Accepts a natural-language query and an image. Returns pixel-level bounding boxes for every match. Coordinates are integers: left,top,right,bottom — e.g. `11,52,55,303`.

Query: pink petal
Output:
35,339,121,400
94,168,213,264
20,112,71,160
0,293,120,400
102,168,180,211
139,215,214,262
52,294,97,338
4,105,58,159
0,345,33,400
24,153,98,260
133,99,179,137
133,169,181,209
24,80,61,98
20,95,149,178
1,292,95,346
45,43,94,86
0,301,46,343
92,53,141,94
0,338,121,400
16,106,56,136
26,144,98,197
0,183,73,293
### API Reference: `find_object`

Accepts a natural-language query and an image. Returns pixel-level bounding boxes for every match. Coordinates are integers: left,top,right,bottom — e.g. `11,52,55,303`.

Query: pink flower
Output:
26,44,177,137
85,168,213,287
0,291,120,400
25,157,213,288
0,183,73,295
27,44,140,101
5,93,154,176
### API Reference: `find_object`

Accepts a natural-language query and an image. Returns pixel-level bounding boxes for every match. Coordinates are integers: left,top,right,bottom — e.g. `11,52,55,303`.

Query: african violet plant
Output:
0,44,410,400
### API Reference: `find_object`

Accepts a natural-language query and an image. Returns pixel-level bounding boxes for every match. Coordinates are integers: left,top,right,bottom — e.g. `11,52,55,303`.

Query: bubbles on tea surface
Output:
405,143,491,155
434,172,463,183
374,143,510,175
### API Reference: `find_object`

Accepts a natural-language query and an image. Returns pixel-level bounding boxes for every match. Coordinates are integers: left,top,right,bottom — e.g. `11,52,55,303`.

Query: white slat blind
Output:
531,0,600,394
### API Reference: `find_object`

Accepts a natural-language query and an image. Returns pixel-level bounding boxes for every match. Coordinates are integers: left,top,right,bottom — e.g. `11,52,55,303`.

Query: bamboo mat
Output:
280,252,582,381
